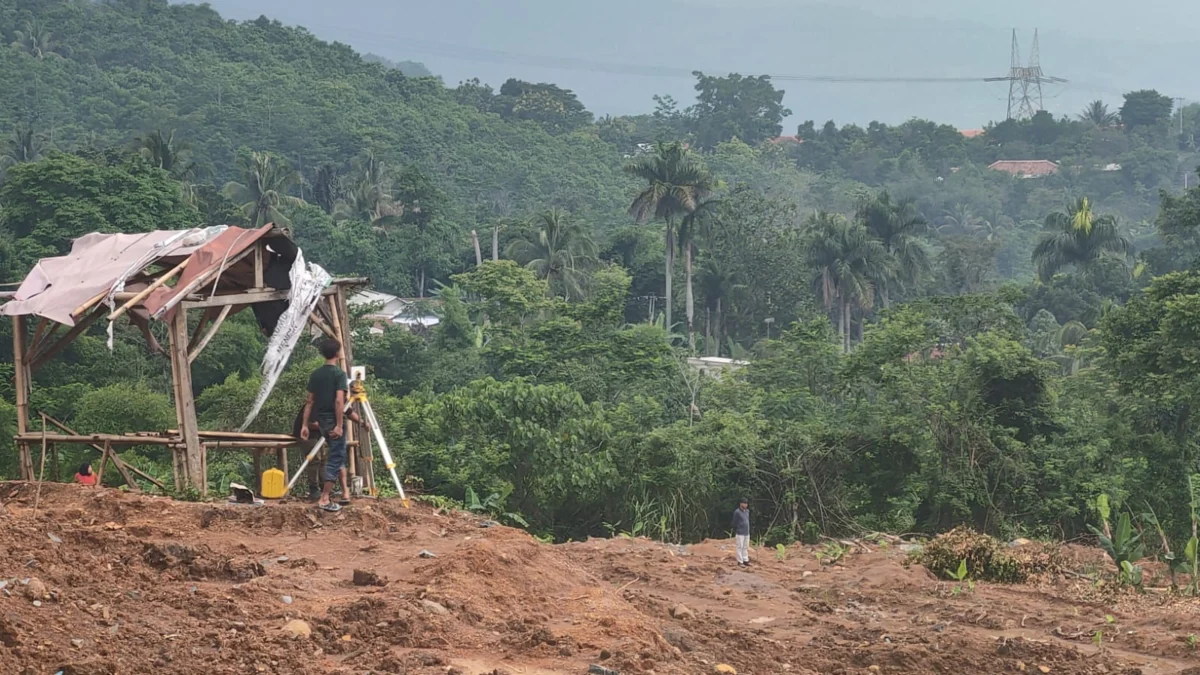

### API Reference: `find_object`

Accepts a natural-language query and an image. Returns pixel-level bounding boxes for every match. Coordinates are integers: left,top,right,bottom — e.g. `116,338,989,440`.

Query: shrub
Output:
914,527,1026,583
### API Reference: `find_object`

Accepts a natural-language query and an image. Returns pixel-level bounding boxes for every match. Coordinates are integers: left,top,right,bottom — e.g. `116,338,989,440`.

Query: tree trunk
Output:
471,230,483,267
715,297,723,357
705,306,713,356
844,303,852,352
881,286,890,309
418,269,426,298
838,297,847,352
685,243,695,350
492,226,499,262
664,225,674,333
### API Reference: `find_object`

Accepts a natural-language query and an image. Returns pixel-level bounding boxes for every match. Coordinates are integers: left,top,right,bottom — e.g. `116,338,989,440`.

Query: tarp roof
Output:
1,225,275,326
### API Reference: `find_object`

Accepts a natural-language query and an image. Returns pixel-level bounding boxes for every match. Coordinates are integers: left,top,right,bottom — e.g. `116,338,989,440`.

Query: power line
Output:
326,27,1006,85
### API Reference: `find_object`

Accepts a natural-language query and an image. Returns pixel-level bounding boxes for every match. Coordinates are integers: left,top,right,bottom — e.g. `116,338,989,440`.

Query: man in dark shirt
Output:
293,401,364,501
301,338,350,511
732,497,751,567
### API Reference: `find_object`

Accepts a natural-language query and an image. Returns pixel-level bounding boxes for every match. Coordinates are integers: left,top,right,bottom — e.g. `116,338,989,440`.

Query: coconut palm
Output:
856,191,930,307
506,209,598,300
805,212,892,351
333,151,403,234
697,255,743,356
222,152,304,227
309,164,341,215
0,127,44,169
10,21,61,59
137,130,195,180
1079,100,1118,128
1033,197,1131,281
679,198,723,349
625,142,715,337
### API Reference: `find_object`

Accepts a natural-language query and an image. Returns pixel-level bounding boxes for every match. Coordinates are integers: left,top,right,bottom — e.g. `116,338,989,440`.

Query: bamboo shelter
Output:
1,225,372,496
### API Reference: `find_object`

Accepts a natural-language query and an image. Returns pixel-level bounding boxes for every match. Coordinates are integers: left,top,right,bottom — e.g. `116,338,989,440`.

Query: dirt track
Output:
2,483,1200,674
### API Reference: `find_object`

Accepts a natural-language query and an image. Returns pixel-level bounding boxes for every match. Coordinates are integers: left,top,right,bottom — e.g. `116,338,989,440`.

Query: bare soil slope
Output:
2,483,1200,674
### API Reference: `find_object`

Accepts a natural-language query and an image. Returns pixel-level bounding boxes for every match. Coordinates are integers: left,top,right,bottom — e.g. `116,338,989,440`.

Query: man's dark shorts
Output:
318,416,347,483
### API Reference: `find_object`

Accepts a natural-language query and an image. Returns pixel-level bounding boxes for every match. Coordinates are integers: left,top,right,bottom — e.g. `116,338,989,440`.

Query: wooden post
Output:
252,449,262,496
253,245,265,289
96,441,110,486
169,308,205,495
12,316,32,480
32,415,48,512
171,448,181,493
276,447,288,479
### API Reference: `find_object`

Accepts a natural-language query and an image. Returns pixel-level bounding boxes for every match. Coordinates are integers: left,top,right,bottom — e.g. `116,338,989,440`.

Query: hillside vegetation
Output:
4,0,1200,578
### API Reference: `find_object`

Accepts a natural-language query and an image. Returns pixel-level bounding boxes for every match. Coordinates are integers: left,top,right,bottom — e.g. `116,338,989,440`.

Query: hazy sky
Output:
190,0,1197,127
698,0,1200,41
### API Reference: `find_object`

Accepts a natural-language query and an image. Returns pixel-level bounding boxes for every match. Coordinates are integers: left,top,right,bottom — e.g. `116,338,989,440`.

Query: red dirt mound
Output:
3,482,1200,674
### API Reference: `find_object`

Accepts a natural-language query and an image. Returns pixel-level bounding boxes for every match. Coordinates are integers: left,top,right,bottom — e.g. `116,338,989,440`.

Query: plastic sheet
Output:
239,250,332,431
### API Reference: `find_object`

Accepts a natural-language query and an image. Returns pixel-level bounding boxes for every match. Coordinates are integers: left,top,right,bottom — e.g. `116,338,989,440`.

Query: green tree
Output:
1033,197,1131,281
0,127,45,170
505,209,598,301
625,142,715,338
10,20,62,59
137,130,195,181
333,151,401,232
0,152,199,263
222,151,304,227
1079,100,1118,128
855,191,930,307
805,211,891,351
690,72,791,150
1120,90,1174,131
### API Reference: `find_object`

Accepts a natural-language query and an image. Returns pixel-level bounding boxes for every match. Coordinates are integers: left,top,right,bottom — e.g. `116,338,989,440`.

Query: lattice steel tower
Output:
987,29,1067,120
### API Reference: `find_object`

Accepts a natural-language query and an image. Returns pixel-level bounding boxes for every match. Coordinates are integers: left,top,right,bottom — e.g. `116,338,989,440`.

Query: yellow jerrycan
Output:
260,468,287,499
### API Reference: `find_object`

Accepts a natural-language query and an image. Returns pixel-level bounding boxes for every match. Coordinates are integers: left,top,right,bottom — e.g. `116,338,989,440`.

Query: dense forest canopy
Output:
3,0,1200,553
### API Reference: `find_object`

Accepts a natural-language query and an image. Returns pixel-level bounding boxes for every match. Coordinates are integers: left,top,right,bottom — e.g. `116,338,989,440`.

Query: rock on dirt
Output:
352,569,387,587
23,578,47,601
714,665,737,674
670,604,694,620
418,549,437,558
420,599,449,615
281,619,311,639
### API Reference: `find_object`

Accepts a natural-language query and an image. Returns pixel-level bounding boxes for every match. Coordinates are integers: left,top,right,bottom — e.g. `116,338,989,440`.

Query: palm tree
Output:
1033,197,1131,281
1079,100,1118,128
805,212,892,352
697,255,743,356
625,142,715,341
222,152,304,227
309,164,341,215
679,198,723,350
0,127,44,169
10,21,61,60
334,151,404,234
505,209,598,300
856,191,930,307
137,130,195,180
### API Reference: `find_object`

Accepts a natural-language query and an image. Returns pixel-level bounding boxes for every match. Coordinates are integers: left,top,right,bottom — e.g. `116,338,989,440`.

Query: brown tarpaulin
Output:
143,225,273,321
1,231,203,326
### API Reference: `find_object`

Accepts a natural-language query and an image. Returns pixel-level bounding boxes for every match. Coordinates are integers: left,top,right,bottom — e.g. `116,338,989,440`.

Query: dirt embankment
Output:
2,483,1200,674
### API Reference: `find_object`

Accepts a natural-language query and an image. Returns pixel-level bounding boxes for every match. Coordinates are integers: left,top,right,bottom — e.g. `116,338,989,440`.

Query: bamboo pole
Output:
38,414,161,491
96,441,111,486
187,305,231,363
108,259,190,321
32,415,48,513
12,316,31,480
26,319,49,360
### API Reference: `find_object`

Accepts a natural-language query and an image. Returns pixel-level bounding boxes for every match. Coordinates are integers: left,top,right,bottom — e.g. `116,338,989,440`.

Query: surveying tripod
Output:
285,375,408,506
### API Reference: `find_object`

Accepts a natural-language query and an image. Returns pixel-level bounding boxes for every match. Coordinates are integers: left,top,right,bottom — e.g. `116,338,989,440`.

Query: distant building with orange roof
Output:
987,159,1059,178
960,129,985,138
